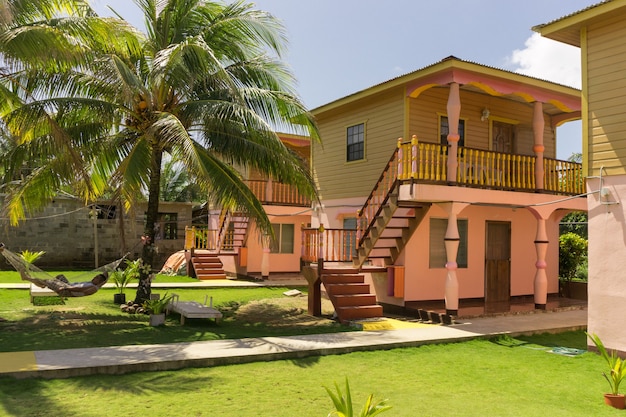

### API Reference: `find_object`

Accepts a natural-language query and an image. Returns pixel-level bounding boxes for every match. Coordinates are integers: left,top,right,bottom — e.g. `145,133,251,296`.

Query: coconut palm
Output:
0,0,319,302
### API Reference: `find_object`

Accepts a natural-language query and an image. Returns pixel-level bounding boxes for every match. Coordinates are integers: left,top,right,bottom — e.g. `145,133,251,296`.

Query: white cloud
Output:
508,33,581,89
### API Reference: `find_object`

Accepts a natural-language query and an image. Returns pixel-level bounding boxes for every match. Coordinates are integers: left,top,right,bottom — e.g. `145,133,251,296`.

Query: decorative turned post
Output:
308,224,324,317
444,211,460,316
265,177,273,204
397,137,403,179
534,217,548,309
411,135,418,179
446,82,461,184
533,101,545,191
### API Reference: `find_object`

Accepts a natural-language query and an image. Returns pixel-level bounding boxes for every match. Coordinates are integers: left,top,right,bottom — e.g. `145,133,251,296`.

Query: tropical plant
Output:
0,0,319,304
324,378,391,417
18,249,45,264
143,293,173,315
559,232,588,282
587,332,626,396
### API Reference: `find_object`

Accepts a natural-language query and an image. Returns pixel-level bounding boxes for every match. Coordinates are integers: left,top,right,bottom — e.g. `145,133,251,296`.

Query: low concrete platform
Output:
0,307,587,380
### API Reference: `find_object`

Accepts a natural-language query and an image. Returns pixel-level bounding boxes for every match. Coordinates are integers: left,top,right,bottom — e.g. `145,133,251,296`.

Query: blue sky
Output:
91,0,593,159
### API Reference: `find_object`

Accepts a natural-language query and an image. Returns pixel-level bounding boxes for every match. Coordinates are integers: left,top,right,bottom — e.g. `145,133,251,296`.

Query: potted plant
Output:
143,293,173,326
111,270,131,304
112,259,146,304
587,332,626,409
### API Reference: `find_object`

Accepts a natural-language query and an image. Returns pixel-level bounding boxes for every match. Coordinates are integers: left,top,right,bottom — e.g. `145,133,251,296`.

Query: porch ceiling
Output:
407,66,580,118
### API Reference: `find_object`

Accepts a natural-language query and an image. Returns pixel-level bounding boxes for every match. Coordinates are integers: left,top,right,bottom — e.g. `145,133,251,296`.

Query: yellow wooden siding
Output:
586,18,626,175
408,87,555,157
312,88,405,200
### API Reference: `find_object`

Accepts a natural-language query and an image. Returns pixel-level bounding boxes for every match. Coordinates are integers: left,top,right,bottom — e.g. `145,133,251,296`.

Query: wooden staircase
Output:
355,195,430,268
191,252,227,280
220,212,250,252
322,268,383,323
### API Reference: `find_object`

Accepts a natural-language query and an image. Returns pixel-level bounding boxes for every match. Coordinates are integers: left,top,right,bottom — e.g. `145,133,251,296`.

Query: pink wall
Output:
244,206,311,274
587,175,626,351
398,204,560,302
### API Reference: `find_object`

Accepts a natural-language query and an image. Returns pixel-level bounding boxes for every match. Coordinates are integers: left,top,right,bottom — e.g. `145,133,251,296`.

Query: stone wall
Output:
0,196,193,270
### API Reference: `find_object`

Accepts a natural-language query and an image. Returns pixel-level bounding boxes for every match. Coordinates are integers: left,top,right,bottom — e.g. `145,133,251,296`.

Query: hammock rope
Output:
0,243,127,297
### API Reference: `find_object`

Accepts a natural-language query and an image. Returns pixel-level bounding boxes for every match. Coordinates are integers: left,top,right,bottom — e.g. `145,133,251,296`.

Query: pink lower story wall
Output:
587,175,626,353
314,197,563,306
396,204,560,303
240,207,311,274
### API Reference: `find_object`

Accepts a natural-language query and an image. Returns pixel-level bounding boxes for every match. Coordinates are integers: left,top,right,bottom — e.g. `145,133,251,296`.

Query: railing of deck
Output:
397,139,448,181
247,179,311,206
184,226,218,250
457,147,536,190
301,227,358,263
544,158,584,195
395,136,582,194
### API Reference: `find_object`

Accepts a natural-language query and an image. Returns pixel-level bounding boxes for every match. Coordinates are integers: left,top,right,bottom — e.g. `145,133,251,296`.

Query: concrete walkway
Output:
0,306,588,379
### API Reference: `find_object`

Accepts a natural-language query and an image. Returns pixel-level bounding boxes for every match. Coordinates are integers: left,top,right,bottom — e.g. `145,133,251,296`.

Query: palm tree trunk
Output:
134,146,164,303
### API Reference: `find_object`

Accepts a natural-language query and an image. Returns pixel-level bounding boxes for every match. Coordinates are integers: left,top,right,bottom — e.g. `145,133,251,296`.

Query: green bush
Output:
559,232,588,281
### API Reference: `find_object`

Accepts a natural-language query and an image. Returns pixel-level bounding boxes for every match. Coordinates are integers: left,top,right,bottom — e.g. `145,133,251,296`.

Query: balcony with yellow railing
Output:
246,179,311,207
395,138,584,195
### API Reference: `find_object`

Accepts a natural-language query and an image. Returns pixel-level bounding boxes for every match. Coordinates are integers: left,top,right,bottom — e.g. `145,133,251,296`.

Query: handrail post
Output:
397,137,403,179
308,224,324,317
411,135,418,179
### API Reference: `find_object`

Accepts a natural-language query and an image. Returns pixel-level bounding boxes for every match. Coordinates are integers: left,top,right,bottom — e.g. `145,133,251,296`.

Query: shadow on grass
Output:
0,294,350,352
0,369,221,416
489,331,588,351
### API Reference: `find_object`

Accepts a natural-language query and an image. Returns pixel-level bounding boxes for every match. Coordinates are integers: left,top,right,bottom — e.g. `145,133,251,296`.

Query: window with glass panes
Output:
346,123,365,161
270,223,295,254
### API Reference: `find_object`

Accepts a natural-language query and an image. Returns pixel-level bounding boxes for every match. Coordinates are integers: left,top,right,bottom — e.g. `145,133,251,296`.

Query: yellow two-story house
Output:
305,56,585,322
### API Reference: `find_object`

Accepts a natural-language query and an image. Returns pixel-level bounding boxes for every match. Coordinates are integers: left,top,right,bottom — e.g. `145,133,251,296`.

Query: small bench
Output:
29,283,58,303
167,293,222,325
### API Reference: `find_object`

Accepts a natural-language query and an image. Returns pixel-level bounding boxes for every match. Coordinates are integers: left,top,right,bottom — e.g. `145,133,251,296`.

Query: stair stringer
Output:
354,198,431,268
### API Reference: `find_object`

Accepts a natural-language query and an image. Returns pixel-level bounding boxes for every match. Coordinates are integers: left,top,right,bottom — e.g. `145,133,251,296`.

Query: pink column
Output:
533,218,548,308
440,202,468,315
533,101,545,191
446,82,461,184
527,206,552,309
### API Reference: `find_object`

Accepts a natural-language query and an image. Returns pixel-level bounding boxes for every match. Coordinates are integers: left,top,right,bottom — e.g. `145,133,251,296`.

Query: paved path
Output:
0,307,587,379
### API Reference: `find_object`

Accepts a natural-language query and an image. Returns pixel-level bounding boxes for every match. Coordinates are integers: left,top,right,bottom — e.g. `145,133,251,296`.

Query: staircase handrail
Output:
357,145,402,246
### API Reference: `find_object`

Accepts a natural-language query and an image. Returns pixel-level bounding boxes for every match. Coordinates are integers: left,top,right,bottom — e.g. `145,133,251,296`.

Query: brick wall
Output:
0,196,193,269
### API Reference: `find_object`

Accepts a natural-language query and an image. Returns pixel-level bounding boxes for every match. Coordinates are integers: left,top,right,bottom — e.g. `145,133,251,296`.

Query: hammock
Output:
0,244,127,297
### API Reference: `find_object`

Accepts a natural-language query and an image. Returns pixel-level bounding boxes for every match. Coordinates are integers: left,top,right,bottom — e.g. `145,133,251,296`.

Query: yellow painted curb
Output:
0,351,38,373
358,318,432,331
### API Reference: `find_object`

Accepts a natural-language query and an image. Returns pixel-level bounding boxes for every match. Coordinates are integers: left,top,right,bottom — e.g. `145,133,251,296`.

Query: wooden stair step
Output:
336,305,383,322
325,283,370,296
333,294,377,307
321,274,365,284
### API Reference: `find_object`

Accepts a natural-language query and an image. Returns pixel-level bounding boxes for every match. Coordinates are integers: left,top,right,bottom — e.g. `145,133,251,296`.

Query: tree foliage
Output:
559,232,588,281
0,0,319,302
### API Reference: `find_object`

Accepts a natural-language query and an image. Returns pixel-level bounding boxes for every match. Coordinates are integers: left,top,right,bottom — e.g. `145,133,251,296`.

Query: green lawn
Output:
0,286,346,352
0,269,197,283
0,331,618,417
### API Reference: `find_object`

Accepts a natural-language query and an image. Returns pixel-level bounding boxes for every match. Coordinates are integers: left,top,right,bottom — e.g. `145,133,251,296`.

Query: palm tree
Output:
0,0,319,302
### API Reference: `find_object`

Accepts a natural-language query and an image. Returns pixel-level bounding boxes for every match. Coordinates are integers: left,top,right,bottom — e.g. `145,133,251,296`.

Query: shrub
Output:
559,232,587,281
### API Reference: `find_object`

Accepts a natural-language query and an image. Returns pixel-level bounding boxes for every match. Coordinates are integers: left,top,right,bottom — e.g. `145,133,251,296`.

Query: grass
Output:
0,285,346,352
0,331,618,417
0,269,196,283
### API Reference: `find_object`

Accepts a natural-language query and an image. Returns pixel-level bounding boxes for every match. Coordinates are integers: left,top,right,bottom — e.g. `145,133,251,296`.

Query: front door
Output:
492,121,515,153
485,221,511,304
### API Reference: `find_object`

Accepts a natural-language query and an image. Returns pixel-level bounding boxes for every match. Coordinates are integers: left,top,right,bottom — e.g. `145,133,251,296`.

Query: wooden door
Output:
485,221,511,303
492,121,515,154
